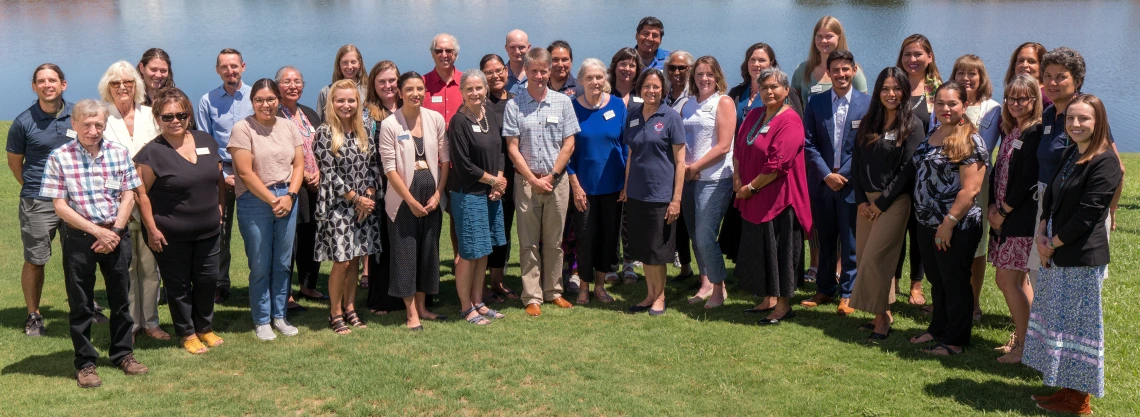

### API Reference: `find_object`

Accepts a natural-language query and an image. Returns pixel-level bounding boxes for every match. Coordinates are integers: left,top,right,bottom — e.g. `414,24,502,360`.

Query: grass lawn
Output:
0,119,1137,416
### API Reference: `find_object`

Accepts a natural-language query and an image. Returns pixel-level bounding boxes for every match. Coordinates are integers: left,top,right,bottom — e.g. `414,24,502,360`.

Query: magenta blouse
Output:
734,107,812,234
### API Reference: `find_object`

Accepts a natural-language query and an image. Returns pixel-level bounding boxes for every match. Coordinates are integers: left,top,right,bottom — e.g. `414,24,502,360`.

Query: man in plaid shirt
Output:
40,99,148,388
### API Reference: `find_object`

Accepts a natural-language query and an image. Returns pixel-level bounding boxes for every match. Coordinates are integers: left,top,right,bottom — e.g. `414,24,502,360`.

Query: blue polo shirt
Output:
196,83,253,169
552,74,583,99
506,66,527,97
642,47,671,71
569,96,627,195
6,100,74,199
624,103,685,203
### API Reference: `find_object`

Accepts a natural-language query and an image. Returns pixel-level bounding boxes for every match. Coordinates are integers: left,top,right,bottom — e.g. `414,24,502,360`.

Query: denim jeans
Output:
681,177,734,284
237,184,297,325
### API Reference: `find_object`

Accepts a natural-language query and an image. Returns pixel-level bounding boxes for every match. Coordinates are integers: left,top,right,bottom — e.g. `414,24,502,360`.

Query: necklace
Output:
414,136,425,156
467,103,489,133
586,94,603,109
746,105,784,145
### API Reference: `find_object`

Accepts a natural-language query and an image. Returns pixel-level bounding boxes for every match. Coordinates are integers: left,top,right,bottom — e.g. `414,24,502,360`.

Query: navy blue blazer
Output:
802,88,871,203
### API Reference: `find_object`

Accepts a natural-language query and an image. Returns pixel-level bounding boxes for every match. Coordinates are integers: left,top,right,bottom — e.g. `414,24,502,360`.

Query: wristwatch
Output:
552,170,564,180
288,192,299,202
746,183,757,194
111,226,126,236
997,206,1010,217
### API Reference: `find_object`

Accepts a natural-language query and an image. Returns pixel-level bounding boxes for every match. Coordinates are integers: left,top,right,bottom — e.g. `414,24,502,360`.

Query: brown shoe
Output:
550,297,573,309
1032,388,1071,404
836,298,854,315
525,303,542,317
800,293,834,308
117,354,149,376
1036,388,1092,415
76,365,102,388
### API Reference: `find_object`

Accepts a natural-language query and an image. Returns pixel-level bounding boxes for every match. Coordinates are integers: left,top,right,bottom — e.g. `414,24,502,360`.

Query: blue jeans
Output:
681,177,734,284
237,184,297,325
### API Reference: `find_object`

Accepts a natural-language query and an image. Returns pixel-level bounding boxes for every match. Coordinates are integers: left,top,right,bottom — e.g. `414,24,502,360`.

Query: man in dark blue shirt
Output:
635,16,670,71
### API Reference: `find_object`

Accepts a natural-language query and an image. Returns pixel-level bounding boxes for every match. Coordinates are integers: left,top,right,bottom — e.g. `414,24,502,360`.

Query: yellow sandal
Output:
197,332,224,348
183,336,208,354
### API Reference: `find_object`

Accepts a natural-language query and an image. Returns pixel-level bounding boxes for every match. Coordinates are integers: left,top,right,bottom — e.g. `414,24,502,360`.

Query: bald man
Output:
504,29,531,95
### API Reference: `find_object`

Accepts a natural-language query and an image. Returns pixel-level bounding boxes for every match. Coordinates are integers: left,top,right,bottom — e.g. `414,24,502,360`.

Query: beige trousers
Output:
514,173,570,306
127,221,161,331
849,193,911,315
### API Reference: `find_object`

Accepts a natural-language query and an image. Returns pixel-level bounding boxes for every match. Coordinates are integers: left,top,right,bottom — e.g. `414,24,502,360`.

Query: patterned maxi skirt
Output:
1022,262,1107,398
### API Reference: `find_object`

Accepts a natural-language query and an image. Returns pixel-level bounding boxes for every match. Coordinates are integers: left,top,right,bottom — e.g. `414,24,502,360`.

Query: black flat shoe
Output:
743,307,775,314
287,303,307,312
649,307,666,316
867,331,890,343
297,292,330,301
758,310,796,326
408,325,424,331
669,271,694,283
859,322,875,330
627,304,651,313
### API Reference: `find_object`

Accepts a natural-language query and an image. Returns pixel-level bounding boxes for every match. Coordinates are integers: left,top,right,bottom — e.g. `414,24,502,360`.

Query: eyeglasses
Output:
254,97,279,105
159,112,190,122
483,68,506,77
666,65,689,72
279,80,303,87
433,48,456,55
1004,96,1036,106
110,80,135,88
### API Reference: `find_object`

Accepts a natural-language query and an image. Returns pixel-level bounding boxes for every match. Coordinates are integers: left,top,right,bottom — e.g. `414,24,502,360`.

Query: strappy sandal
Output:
922,342,962,356
909,332,935,344
594,290,615,303
995,332,1017,353
183,335,208,354
344,310,367,329
461,307,490,325
329,315,351,335
474,303,505,319
197,331,224,347
145,327,172,341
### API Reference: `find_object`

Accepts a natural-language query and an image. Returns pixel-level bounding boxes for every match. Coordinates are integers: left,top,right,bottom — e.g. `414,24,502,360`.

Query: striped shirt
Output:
40,139,141,225
501,87,580,174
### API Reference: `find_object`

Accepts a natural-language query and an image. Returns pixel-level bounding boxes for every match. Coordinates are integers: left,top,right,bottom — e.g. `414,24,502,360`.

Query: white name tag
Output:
603,110,615,120
884,132,897,142
431,96,443,103
472,125,482,133
308,126,316,133
851,120,861,129
105,178,121,190
759,126,770,134
629,119,640,128
632,96,644,103
397,133,410,141
701,104,713,112
1012,139,1024,150
66,129,77,139
546,116,559,124
810,85,824,93
1043,126,1052,135
195,147,210,155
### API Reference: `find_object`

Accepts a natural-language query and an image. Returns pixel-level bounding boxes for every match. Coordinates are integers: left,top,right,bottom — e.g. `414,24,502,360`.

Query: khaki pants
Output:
850,193,911,315
127,221,161,331
514,173,570,305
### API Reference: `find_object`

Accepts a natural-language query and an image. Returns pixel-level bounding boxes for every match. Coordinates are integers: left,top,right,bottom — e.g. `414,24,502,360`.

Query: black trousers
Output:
293,221,320,290
488,164,516,269
895,211,925,282
675,209,691,265
152,235,220,337
916,224,981,347
62,226,133,370
573,192,621,276
217,185,236,291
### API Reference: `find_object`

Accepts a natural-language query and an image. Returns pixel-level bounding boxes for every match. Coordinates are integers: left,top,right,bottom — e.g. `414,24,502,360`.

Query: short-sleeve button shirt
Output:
40,139,141,225
625,104,686,203
423,69,463,126
501,87,581,174
6,100,75,199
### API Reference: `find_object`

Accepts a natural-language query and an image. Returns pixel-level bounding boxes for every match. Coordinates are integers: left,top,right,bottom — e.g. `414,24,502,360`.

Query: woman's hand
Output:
735,184,754,200
617,187,627,203
423,191,440,213
572,182,588,212
858,203,875,220
354,194,375,221
869,203,883,221
935,219,955,251
1036,235,1053,267
665,200,681,224
304,171,320,190
493,174,507,195
272,195,294,218
147,227,167,253
685,165,701,181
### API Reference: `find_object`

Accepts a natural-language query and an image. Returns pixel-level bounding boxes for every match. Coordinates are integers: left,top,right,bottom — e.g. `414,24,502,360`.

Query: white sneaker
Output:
254,324,277,341
567,274,581,293
622,262,638,284
272,318,299,336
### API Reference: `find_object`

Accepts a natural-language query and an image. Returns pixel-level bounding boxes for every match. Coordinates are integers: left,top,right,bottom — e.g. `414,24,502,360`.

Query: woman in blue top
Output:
569,59,626,305
621,69,686,316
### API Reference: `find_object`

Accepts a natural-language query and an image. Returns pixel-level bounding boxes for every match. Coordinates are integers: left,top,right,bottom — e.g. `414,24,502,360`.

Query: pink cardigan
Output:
378,107,449,221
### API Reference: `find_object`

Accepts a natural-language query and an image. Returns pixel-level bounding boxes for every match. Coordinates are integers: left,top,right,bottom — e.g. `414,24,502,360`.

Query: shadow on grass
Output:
924,377,1048,415
1,349,84,379
0,306,71,340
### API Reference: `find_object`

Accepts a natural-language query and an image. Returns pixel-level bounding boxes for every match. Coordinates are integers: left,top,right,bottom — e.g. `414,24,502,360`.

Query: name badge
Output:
397,133,410,141
851,120,861,129
546,116,559,124
431,96,443,103
105,178,121,190
701,104,713,113
884,132,897,142
308,126,317,134
195,147,210,155
66,129,77,139
472,125,482,133
1012,139,1024,150
759,126,770,134
1043,126,1052,135
603,110,615,120
810,85,824,93
629,119,640,128
632,96,644,103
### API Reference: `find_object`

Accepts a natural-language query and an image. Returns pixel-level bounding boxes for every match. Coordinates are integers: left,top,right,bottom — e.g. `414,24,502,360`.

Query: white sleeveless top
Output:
681,93,733,180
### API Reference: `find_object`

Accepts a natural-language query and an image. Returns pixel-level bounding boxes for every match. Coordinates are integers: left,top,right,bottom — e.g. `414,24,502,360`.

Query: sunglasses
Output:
160,112,190,122
433,48,456,55
666,65,689,72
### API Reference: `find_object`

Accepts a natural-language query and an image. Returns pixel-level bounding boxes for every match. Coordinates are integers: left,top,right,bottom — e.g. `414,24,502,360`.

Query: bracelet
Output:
947,214,959,224
997,206,1009,217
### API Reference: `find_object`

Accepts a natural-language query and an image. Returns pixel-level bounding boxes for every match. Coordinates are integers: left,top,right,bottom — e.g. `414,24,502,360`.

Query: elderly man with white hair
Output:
40,99,149,388
424,33,463,126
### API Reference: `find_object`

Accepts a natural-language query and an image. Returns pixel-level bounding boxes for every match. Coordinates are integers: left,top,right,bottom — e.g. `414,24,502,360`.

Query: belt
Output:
415,160,430,171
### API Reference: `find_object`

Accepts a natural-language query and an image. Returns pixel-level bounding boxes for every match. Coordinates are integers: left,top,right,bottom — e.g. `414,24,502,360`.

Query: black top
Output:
989,123,1043,239
1041,146,1121,267
908,95,932,135
134,131,223,242
447,107,505,195
851,117,924,211
487,92,516,176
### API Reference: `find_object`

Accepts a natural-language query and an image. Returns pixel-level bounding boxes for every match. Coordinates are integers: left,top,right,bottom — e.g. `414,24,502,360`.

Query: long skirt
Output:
736,206,803,298
1023,263,1107,398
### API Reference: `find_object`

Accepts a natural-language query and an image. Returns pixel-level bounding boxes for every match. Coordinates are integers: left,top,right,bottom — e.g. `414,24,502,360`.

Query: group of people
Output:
6,15,1121,414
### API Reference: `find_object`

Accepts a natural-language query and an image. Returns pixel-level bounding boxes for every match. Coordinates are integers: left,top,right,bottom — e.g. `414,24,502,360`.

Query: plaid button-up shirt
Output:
40,139,141,225
501,87,581,174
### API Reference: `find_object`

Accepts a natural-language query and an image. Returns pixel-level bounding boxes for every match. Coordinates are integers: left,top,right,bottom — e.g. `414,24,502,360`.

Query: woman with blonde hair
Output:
791,15,868,105
316,44,367,120
98,60,165,340
314,79,382,334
